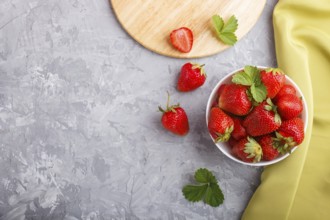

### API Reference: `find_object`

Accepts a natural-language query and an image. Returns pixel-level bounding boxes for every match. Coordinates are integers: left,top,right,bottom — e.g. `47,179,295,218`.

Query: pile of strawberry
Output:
208,66,305,163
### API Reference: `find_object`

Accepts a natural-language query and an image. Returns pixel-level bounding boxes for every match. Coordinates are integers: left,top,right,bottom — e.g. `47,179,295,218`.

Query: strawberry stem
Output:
214,125,234,142
166,91,170,110
273,132,297,154
264,98,281,124
158,92,180,113
191,63,206,76
244,137,263,163
158,106,165,113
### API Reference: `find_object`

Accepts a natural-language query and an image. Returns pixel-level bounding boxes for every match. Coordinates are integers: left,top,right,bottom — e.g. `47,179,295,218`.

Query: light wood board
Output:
111,0,266,58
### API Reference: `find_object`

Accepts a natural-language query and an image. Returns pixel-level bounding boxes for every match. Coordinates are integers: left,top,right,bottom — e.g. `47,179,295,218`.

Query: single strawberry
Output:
243,98,281,136
231,66,267,104
217,84,227,96
159,93,189,136
208,107,234,142
228,137,238,148
257,135,280,161
260,68,286,98
231,117,247,140
170,27,193,53
232,137,263,163
273,84,296,103
218,84,252,116
274,117,305,154
177,63,206,92
276,94,303,120
211,99,218,108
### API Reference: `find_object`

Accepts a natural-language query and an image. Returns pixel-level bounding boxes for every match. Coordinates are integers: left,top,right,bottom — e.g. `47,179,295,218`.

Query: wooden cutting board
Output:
111,0,266,58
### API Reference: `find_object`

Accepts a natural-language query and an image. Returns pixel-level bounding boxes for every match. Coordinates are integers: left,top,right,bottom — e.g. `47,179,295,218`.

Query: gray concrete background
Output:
0,0,277,219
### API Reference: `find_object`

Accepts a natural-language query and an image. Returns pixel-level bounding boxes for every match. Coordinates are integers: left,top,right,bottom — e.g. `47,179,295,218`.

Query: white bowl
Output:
206,66,308,166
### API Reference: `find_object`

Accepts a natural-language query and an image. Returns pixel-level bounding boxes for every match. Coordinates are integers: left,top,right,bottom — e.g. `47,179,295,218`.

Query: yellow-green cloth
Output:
242,0,330,219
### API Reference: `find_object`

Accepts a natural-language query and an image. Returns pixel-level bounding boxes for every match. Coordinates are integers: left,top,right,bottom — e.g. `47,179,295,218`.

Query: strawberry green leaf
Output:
182,184,208,202
221,15,238,33
244,66,260,84
274,112,282,124
215,132,231,143
204,183,224,207
212,14,238,46
266,97,273,105
195,168,217,184
219,32,237,46
212,15,224,37
250,84,267,103
158,106,165,113
232,71,253,86
264,104,273,111
182,168,224,207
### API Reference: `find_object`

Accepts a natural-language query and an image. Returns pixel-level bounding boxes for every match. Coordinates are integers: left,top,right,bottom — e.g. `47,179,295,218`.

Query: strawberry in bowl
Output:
206,66,308,166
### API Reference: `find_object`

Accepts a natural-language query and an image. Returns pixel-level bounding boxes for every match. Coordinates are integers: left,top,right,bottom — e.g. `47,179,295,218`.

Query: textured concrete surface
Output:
0,0,277,219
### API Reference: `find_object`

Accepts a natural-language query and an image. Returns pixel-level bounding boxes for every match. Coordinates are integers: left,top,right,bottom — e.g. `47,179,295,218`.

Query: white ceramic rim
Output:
205,66,308,166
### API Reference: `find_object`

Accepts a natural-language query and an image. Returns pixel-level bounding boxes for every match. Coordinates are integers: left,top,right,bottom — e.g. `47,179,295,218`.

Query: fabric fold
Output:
242,0,330,219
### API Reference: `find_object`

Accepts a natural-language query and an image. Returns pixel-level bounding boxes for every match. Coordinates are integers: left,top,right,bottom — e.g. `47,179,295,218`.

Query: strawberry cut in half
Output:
159,93,189,136
177,63,206,92
208,107,234,142
170,27,193,53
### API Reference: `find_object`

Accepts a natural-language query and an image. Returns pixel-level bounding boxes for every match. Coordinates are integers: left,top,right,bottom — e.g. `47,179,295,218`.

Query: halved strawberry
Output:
170,27,193,53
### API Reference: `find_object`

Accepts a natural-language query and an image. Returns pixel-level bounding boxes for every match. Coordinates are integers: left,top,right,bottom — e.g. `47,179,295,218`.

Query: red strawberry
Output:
170,27,193,53
231,66,267,104
208,107,234,142
217,84,227,96
260,68,286,98
258,135,280,161
273,84,296,103
228,137,238,148
232,137,263,163
218,84,252,116
276,94,303,120
177,63,206,92
159,94,189,136
243,98,281,136
274,117,305,154
231,117,247,140
211,100,218,108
